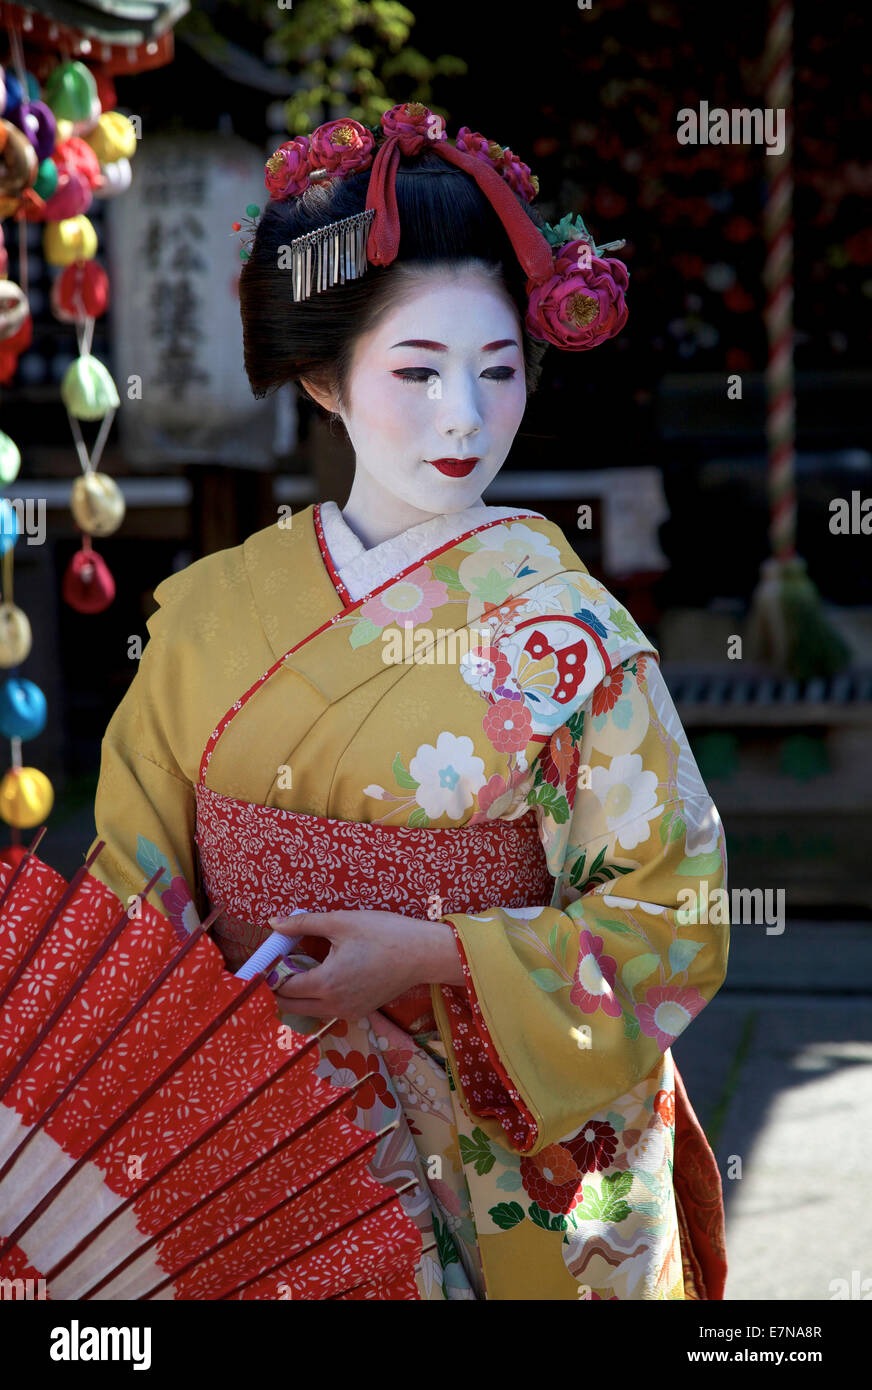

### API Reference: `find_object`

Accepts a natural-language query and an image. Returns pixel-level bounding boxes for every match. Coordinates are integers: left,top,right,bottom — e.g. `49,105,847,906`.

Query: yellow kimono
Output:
86,500,729,1300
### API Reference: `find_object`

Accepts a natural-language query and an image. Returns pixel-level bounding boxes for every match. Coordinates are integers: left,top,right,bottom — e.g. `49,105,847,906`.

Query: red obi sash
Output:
194,780,553,1033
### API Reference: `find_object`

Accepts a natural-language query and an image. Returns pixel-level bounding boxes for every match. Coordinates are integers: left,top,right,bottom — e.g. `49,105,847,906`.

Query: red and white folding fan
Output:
0,832,423,1300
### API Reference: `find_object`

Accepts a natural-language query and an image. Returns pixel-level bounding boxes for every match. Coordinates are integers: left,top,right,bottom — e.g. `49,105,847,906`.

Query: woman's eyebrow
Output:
389,338,520,351
390,339,447,350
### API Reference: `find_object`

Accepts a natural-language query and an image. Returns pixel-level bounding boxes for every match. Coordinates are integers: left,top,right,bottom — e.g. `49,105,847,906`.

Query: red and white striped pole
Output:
762,0,796,563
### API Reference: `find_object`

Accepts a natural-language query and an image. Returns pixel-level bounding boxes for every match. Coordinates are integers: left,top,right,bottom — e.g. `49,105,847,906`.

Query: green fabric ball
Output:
60,355,120,421
45,61,98,123
34,157,59,201
0,431,21,484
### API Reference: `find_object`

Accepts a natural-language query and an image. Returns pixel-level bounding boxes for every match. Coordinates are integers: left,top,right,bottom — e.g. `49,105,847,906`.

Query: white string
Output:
87,405,116,473
66,409,93,475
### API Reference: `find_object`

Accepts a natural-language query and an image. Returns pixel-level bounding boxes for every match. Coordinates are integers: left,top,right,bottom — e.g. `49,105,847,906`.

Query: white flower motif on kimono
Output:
590,753,663,850
598,893,668,915
487,522,565,563
409,731,486,820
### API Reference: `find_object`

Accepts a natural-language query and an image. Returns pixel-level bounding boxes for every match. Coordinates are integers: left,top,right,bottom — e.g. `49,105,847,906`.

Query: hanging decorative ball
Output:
2,72,24,117
0,315,32,386
0,68,6,118
0,119,38,201
33,155,59,201
61,354,119,420
0,497,17,554
0,431,21,484
53,135,102,191
10,99,57,163
45,61,98,125
70,471,125,535
52,259,109,323
61,545,115,612
0,602,32,665
44,214,98,266
93,156,131,198
0,280,29,341
0,676,47,740
0,765,54,827
85,111,137,163
0,843,31,869
39,167,92,221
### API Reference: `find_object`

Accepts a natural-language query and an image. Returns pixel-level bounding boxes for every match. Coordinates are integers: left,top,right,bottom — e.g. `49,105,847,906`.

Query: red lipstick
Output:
427,457,479,477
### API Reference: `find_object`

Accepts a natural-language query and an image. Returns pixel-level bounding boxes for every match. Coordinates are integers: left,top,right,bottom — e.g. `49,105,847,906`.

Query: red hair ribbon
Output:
364,133,554,288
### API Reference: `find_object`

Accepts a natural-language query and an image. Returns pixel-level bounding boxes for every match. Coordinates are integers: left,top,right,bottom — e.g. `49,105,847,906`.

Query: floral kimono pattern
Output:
87,501,729,1300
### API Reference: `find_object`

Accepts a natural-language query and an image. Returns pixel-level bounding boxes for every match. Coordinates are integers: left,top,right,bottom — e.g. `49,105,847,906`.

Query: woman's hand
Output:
268,908,466,1020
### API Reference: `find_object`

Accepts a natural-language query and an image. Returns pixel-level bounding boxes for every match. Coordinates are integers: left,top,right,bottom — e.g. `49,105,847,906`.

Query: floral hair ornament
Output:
235,102,630,350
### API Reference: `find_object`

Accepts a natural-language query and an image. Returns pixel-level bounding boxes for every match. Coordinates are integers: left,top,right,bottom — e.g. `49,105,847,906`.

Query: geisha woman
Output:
87,102,730,1300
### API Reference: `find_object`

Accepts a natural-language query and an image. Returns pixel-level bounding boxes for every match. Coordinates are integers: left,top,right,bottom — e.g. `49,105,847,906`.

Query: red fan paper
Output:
0,840,423,1299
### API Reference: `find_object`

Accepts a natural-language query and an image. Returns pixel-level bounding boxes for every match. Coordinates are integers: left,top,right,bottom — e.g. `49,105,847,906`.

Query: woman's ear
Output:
299,375,340,415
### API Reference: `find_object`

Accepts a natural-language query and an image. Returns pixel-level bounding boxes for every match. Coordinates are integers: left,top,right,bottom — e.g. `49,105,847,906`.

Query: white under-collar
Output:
319,498,543,601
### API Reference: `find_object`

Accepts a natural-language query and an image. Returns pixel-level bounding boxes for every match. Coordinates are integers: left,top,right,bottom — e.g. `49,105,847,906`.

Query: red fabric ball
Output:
0,843,32,869
62,546,115,613
55,260,110,320
0,314,32,384
52,135,102,191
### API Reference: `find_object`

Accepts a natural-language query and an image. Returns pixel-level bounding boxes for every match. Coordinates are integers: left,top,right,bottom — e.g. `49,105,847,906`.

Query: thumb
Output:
268,908,309,936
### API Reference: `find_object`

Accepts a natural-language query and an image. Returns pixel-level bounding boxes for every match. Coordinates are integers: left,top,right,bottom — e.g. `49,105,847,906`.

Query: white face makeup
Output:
333,266,528,543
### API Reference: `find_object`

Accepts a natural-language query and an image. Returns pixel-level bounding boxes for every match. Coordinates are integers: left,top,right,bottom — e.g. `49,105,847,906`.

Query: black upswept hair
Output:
238,146,550,411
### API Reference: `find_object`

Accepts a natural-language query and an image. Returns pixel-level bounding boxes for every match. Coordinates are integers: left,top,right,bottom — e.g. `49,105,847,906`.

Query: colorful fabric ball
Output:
39,167,92,221
85,111,137,163
52,260,109,322
0,119,37,199
0,677,47,740
0,498,17,554
0,765,54,827
45,61,98,124
61,356,119,420
33,156,59,200
11,99,56,162
52,135,102,190
70,471,125,534
44,215,98,266
0,602,32,666
94,157,131,197
0,281,30,343
0,431,21,484
61,546,115,613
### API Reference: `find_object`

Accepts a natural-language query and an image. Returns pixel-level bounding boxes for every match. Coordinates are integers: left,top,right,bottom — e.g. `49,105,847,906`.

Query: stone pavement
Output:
673,920,872,1301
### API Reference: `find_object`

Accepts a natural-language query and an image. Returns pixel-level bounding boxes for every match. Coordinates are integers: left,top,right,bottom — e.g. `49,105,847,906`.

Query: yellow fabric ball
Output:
85,111,138,163
70,471,126,535
0,766,54,827
43,216,98,267
0,603,32,666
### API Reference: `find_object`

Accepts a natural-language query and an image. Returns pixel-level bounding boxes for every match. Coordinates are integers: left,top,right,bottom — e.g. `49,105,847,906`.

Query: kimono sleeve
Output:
85,581,206,935
430,651,729,1157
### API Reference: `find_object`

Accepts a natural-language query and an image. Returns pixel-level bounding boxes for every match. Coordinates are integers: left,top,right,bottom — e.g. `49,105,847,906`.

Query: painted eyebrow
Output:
389,338,520,352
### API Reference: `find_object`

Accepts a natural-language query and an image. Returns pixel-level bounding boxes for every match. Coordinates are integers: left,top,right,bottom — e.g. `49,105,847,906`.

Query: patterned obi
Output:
194,780,555,1027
